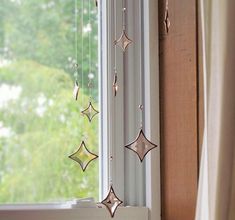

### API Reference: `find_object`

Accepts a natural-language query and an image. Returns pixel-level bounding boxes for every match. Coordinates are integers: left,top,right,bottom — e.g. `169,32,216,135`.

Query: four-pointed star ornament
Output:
115,30,133,52
124,129,158,162
73,80,80,100
101,185,123,218
69,141,98,172
81,102,99,122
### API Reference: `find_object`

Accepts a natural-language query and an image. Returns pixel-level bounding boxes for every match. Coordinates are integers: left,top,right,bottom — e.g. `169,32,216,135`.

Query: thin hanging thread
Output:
79,0,85,136
109,145,113,186
88,0,92,100
114,0,117,73
74,0,78,81
122,0,126,31
109,0,117,186
113,0,118,97
139,0,143,130
81,0,84,107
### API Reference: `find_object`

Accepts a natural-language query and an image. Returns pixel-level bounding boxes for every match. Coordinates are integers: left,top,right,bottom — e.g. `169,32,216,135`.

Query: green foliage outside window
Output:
0,0,99,203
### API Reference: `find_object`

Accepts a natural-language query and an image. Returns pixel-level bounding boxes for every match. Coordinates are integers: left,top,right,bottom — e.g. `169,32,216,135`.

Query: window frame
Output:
0,206,148,220
0,0,160,219
100,0,161,219
142,0,161,219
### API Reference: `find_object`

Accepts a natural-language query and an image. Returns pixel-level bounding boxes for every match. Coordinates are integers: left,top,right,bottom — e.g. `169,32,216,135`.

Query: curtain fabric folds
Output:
196,0,235,219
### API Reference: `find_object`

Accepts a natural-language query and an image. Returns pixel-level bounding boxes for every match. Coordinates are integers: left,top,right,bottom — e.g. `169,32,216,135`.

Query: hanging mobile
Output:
81,0,99,122
125,105,158,162
69,140,98,172
73,2,80,100
101,1,123,216
124,3,158,161
69,0,98,171
115,0,133,52
112,0,119,97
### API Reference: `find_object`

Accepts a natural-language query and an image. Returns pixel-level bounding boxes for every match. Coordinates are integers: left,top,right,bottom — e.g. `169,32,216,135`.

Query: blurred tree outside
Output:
0,0,99,203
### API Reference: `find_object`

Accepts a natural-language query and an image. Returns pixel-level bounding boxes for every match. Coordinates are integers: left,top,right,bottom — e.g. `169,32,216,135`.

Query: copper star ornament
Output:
81,102,99,122
68,141,98,172
115,30,133,52
112,74,118,97
164,8,170,33
164,0,170,34
73,80,80,100
101,185,123,218
124,129,158,162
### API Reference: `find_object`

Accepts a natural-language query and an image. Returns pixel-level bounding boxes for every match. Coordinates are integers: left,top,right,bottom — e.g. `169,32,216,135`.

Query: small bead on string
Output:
139,104,144,129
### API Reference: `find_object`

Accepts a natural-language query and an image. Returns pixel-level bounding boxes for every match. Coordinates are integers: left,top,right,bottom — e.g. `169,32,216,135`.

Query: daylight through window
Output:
0,0,99,203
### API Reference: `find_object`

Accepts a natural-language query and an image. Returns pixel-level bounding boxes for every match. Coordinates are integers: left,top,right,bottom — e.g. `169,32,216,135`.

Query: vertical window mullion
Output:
143,0,161,220
124,0,146,206
100,0,146,206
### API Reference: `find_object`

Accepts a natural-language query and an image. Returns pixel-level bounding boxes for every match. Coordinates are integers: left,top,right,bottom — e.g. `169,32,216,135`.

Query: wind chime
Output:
69,0,99,172
69,0,158,218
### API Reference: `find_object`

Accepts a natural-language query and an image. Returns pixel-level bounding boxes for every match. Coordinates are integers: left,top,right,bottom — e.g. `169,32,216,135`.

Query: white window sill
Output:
0,206,148,220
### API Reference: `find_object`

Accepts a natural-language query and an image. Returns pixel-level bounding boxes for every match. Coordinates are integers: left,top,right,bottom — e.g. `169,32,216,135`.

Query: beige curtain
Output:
196,0,235,219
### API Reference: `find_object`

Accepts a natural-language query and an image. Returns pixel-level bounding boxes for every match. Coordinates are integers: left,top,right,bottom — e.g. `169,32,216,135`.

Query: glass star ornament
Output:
81,102,99,122
115,30,133,52
73,80,80,100
164,8,170,33
124,129,158,162
112,74,118,97
68,141,98,172
101,185,123,218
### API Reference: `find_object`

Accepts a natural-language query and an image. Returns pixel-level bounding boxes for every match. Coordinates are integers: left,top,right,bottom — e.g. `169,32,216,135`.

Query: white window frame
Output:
0,0,160,219
0,206,148,220
100,0,160,219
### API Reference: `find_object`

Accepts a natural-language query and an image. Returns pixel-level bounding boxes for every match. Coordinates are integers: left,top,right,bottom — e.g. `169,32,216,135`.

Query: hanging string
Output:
122,0,126,31
108,0,116,186
72,0,80,101
113,0,118,97
109,147,113,186
114,0,117,72
88,0,92,100
81,0,99,122
115,0,132,53
81,0,84,106
139,0,143,130
74,0,78,81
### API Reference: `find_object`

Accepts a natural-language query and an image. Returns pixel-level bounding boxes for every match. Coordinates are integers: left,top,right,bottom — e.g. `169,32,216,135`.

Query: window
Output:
0,0,160,219
0,0,99,202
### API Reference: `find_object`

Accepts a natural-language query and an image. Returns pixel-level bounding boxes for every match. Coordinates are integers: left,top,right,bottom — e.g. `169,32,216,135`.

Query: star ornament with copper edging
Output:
112,74,118,97
101,185,123,218
68,141,98,172
124,129,158,162
115,30,133,52
73,80,80,100
81,102,99,122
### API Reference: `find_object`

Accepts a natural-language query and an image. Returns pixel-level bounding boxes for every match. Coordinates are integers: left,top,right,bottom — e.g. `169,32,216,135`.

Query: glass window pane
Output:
0,0,99,203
